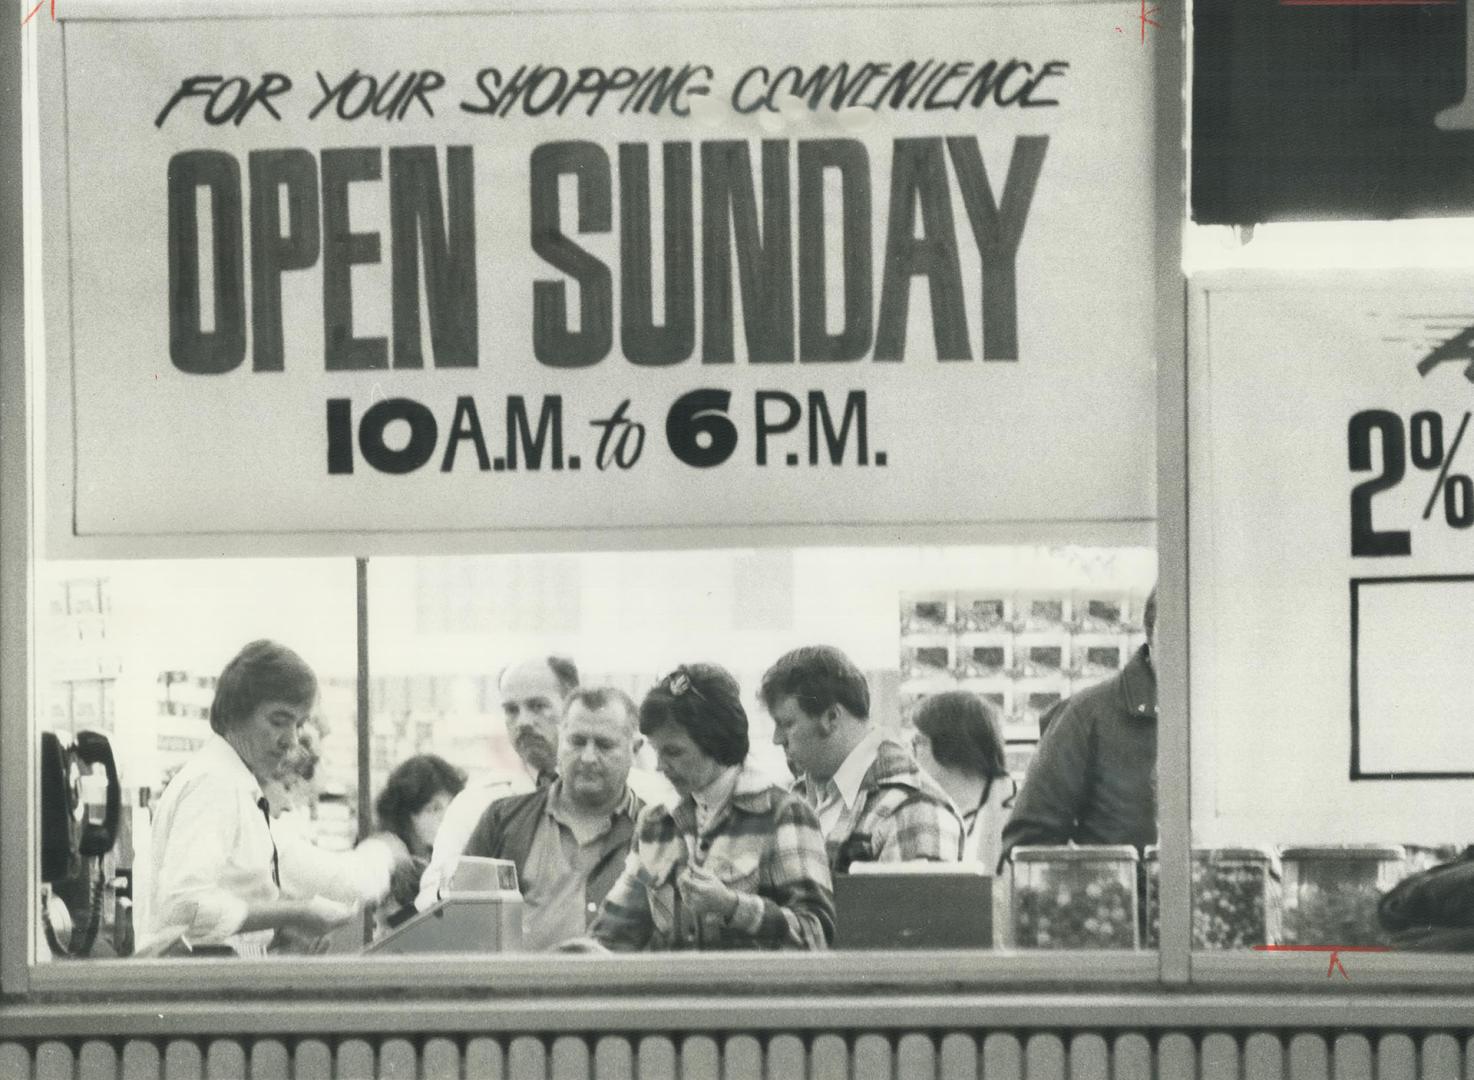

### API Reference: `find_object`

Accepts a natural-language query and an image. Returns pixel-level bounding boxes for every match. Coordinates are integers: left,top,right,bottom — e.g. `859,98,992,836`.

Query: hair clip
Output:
668,672,691,696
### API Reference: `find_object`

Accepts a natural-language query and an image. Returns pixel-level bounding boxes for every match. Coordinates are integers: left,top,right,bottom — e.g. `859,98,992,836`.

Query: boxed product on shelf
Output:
1011,634,1070,678
955,594,1010,632
954,634,1012,678
900,594,953,634
1280,845,1403,947
1143,846,1280,949
1073,593,1131,633
1069,634,1129,678
1012,594,1071,633
901,641,953,680
1010,845,1140,949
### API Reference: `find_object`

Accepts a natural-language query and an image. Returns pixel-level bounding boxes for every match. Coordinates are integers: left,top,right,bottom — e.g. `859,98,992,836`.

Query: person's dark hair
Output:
566,686,639,730
912,691,1007,779
374,754,467,849
758,645,870,721
209,640,317,736
639,663,749,766
547,655,580,695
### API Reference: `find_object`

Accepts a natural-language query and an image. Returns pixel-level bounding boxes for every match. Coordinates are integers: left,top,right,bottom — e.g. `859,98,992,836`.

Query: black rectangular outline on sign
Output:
1350,573,1474,781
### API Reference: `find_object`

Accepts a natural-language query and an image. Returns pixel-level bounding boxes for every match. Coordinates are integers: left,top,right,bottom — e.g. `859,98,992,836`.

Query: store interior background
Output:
37,545,1155,859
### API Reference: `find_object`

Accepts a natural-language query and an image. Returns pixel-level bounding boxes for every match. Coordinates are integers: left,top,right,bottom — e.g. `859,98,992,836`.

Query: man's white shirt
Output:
815,728,885,838
149,733,395,955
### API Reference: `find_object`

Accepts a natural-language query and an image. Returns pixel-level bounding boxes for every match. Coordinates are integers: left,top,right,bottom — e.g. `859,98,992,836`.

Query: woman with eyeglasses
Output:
909,691,1016,873
591,663,835,951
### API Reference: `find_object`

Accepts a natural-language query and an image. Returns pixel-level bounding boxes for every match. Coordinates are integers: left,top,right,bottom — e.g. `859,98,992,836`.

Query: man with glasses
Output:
760,645,963,873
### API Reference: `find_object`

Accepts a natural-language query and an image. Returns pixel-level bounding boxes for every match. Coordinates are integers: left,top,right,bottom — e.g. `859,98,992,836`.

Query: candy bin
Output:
1010,845,1139,949
1143,847,1279,949
1280,846,1403,947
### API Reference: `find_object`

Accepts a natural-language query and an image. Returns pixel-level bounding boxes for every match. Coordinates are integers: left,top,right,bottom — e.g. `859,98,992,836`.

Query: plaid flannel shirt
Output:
590,765,835,951
795,738,966,873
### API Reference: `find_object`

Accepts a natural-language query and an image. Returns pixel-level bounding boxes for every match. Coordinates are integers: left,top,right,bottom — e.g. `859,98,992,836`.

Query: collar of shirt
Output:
829,728,885,811
691,764,742,834
546,780,636,846
203,732,265,803
1119,643,1158,720
527,762,559,789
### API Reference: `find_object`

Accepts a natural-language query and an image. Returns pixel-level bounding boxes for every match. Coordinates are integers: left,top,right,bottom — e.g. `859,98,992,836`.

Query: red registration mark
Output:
21,0,54,25
1252,944,1394,980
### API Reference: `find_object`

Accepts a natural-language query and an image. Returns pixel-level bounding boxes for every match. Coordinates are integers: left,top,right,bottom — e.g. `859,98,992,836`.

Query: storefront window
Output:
361,546,1157,956
15,0,1174,989
1187,261,1474,971
29,544,1159,965
33,558,359,962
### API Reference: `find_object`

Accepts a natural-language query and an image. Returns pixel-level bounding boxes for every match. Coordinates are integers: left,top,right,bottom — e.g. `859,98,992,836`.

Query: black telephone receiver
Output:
39,729,122,958
73,730,120,857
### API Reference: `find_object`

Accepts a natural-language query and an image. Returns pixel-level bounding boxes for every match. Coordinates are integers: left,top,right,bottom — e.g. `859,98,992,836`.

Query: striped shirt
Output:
591,765,834,951
794,738,965,873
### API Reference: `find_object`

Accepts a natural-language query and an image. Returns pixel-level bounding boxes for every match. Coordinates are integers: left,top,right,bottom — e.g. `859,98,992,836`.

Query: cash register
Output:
366,856,524,954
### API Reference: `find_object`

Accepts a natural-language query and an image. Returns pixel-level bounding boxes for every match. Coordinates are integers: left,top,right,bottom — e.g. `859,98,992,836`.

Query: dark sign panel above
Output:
1193,0,1474,224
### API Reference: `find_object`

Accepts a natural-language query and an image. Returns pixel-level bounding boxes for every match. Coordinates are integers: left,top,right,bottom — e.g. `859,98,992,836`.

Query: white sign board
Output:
43,2,1157,555
1190,273,1474,845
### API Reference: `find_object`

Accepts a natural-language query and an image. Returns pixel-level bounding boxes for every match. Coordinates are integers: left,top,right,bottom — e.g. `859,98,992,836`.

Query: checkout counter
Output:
366,857,524,955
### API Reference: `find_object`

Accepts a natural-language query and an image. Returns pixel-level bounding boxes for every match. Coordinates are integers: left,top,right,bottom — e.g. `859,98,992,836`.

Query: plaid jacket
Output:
590,765,835,951
795,738,966,873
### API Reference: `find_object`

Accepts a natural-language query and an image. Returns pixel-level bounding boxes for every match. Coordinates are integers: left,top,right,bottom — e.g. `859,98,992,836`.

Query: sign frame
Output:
37,0,1159,561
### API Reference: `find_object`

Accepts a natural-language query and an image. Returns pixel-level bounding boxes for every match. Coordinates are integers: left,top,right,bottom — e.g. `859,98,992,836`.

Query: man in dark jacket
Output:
1002,588,1158,858
463,686,645,951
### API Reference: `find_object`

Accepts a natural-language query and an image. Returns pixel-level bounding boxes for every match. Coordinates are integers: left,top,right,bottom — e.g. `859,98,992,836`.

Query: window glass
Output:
24,0,1167,972
363,545,1157,955
1187,270,1474,964
35,545,1160,963
34,558,358,961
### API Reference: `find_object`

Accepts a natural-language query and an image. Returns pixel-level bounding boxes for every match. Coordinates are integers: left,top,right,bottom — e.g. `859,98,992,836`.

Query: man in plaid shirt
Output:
762,646,965,873
591,664,834,951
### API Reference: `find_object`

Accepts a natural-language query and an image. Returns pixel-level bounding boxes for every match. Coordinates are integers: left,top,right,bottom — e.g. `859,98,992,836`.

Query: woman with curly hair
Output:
591,663,835,951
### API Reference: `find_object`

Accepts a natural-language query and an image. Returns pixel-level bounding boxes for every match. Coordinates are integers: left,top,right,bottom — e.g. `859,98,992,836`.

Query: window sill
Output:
22,948,1158,1000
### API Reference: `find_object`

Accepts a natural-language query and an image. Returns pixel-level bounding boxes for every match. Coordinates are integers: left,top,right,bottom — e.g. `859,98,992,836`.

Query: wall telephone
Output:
40,729,120,957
